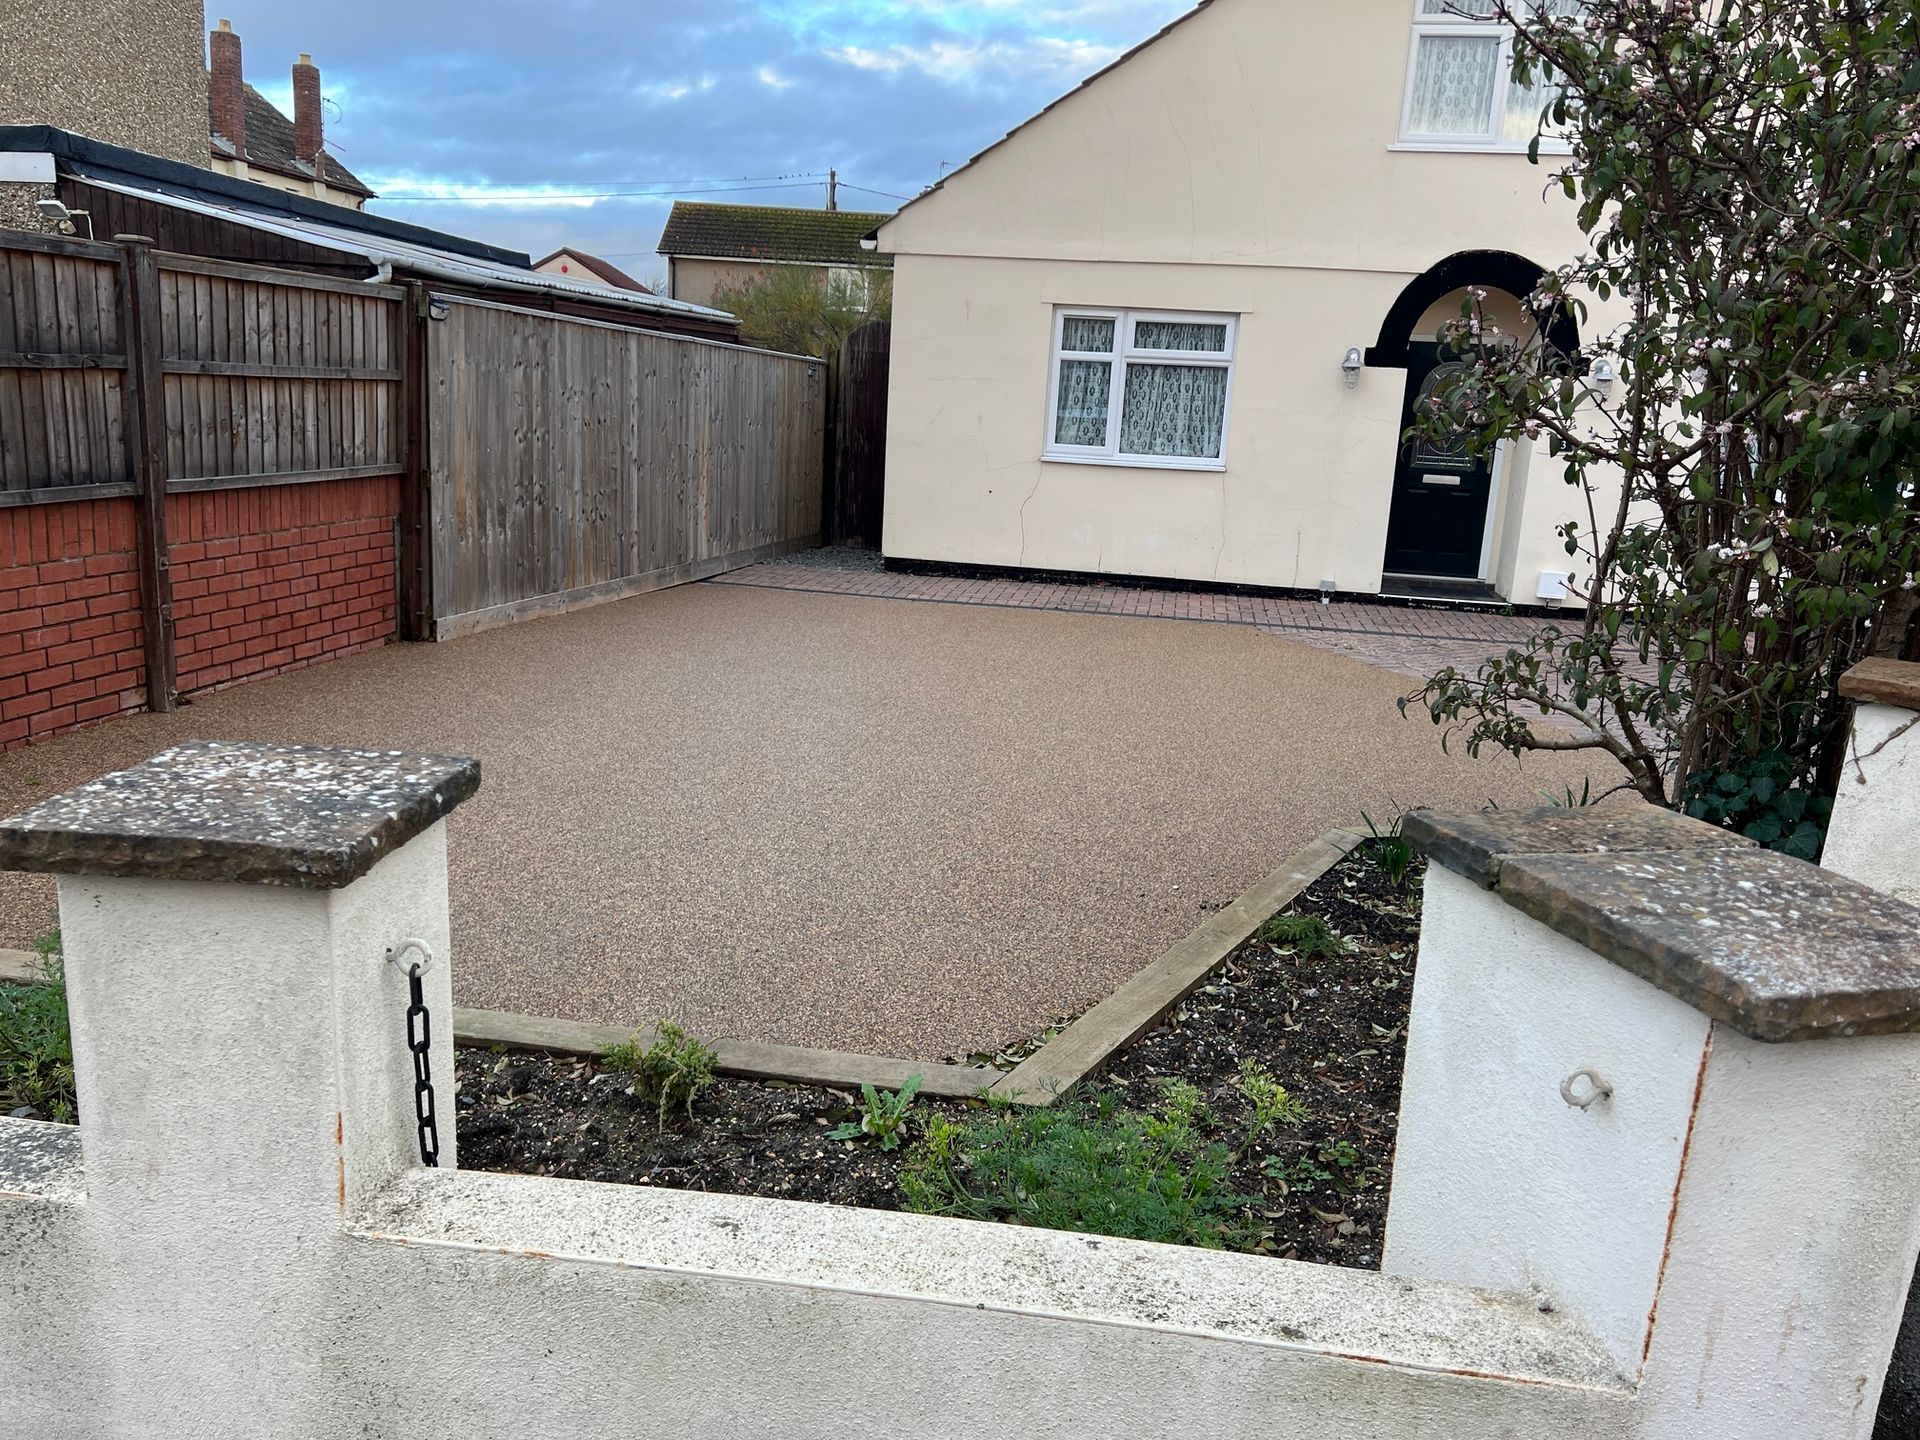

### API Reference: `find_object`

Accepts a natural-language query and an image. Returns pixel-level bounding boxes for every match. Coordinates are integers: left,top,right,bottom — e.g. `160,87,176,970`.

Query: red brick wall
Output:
169,476,400,696
0,475,400,752
0,499,147,750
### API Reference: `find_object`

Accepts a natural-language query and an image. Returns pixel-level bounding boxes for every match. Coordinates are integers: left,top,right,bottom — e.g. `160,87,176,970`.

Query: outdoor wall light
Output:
34,197,91,239
1589,358,1617,396
1340,347,1364,388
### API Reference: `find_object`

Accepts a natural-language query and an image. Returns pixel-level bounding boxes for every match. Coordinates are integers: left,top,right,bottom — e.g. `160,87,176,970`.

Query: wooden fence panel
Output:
154,254,403,494
832,319,890,548
0,232,133,503
427,295,825,638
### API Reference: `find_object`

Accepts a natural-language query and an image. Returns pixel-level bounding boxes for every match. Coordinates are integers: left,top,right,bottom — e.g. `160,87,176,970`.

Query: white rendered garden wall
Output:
2,680,1920,1436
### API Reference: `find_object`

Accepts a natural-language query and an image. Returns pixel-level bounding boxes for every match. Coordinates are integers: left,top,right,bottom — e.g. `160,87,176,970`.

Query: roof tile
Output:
659,202,893,266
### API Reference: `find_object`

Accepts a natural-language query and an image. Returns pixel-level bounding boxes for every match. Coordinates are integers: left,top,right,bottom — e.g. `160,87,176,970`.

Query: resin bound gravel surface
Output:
455,847,1421,1268
1,580,1596,1058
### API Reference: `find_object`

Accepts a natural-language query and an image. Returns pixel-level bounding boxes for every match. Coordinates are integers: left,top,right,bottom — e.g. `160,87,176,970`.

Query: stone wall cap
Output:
1840,657,1920,712
0,740,481,889
1403,805,1751,889
1500,847,1920,1042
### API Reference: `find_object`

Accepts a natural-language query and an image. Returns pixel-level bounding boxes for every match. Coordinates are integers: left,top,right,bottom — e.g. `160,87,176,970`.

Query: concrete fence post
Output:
1390,805,1920,1437
0,740,478,1423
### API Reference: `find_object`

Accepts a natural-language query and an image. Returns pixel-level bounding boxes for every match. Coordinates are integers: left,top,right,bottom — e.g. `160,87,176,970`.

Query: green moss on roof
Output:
658,202,893,267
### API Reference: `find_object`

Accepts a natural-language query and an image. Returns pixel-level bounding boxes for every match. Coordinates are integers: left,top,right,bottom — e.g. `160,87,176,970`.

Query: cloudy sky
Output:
213,0,1195,277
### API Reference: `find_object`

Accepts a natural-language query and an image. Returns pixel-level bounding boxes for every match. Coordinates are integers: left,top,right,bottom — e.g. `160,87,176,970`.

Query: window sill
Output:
1389,141,1574,155
1042,453,1228,474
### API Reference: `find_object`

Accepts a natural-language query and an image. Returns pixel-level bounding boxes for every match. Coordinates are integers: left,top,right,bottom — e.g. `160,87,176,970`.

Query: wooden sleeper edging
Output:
986,828,1367,1106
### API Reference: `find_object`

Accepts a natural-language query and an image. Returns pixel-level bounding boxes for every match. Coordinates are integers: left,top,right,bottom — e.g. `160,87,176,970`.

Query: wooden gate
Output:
426,295,826,639
831,319,890,549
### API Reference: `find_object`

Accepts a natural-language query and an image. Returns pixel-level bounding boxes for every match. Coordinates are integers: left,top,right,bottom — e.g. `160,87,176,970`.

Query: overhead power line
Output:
375,171,829,202
377,172,918,207
838,182,915,203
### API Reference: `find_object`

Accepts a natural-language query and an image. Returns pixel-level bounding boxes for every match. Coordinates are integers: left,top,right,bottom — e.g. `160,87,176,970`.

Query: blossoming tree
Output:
1406,0,1920,854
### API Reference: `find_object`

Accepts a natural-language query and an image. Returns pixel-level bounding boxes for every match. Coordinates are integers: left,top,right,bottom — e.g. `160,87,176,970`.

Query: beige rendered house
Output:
875,0,1604,606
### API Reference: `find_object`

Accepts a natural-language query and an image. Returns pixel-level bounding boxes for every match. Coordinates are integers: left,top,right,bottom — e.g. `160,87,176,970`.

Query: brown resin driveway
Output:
0,581,1602,1059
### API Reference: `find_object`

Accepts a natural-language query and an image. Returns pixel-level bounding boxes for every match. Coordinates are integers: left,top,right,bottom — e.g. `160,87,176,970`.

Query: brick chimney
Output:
209,20,246,157
292,53,322,166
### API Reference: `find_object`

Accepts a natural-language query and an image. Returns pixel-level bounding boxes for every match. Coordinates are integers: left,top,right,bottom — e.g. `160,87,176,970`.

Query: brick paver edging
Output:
709,562,1546,646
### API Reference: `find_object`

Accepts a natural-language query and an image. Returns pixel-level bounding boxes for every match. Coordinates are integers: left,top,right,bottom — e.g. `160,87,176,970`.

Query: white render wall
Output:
1385,863,1712,1375
7,741,1920,1435
1825,700,1920,904
1388,862,1920,1435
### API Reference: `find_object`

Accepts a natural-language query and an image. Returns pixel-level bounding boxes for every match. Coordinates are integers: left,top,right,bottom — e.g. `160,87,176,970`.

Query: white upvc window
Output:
1397,0,1580,152
1043,308,1238,471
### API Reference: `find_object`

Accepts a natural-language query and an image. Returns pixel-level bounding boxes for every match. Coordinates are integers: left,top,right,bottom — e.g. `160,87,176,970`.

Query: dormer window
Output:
1397,1,1581,152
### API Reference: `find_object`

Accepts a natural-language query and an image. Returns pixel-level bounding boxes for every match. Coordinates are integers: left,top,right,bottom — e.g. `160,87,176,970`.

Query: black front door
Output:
1382,343,1495,579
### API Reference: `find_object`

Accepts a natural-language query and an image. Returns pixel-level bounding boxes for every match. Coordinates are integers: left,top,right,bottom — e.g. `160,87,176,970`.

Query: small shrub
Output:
827,1075,923,1151
1255,912,1345,959
1232,1061,1307,1148
900,1085,1258,1250
601,1021,717,1130
1682,752,1831,861
1359,810,1415,889
0,935,75,1123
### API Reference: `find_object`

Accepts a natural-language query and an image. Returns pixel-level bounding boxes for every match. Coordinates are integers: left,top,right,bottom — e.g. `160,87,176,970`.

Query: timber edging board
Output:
986,829,1368,1107
1,833,1369,1110
0,950,40,983
451,1007,1000,1100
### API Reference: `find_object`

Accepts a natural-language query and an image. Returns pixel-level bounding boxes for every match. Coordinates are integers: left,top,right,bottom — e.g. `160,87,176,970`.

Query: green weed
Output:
1255,912,1346,959
900,1083,1258,1250
601,1021,718,1130
0,933,75,1123
828,1075,923,1151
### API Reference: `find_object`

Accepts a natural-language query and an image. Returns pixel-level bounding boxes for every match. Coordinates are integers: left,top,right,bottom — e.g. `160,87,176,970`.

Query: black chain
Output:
405,962,440,1167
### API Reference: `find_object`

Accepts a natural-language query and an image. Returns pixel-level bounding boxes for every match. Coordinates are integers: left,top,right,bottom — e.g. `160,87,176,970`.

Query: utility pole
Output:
828,168,838,212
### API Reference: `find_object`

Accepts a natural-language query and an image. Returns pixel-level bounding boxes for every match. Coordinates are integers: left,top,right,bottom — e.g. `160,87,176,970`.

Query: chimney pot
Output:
209,21,246,159
292,54,323,166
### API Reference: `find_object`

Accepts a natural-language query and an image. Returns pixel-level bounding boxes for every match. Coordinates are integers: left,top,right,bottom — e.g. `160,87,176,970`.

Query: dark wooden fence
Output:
426,295,826,638
831,319,890,549
3,227,827,746
0,228,407,732
153,253,403,495
0,231,134,503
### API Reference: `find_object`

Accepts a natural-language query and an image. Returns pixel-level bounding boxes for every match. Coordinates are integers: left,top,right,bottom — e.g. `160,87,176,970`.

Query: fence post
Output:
116,234,177,712
396,282,432,641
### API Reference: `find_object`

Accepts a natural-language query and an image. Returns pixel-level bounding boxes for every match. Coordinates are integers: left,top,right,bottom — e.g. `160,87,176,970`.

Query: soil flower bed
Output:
457,845,1423,1269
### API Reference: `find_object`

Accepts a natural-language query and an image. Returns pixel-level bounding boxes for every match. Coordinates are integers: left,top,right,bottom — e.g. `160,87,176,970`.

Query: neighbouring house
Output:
0,126,741,343
534,247,652,292
875,0,1611,607
207,20,373,211
659,202,893,309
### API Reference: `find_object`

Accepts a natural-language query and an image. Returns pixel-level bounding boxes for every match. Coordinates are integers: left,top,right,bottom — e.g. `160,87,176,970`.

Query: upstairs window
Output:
1045,309,1237,470
1399,0,1580,151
